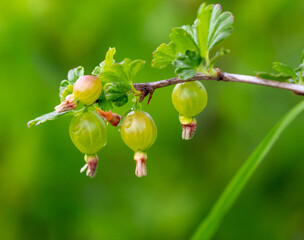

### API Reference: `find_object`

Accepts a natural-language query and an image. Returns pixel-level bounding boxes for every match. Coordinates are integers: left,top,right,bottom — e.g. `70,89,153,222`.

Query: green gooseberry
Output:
120,111,157,177
121,111,157,152
172,81,207,140
172,81,207,118
69,111,107,155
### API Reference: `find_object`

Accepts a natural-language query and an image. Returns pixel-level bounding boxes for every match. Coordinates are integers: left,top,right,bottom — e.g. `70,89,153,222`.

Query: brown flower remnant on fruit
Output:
81,154,99,178
96,108,121,126
55,94,78,113
181,122,197,140
134,151,147,178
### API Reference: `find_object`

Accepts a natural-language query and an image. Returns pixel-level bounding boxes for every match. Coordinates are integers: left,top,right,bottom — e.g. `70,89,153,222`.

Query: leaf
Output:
207,4,234,51
27,111,74,128
59,80,69,98
169,28,198,53
100,58,145,84
128,59,146,81
182,20,198,45
59,66,83,102
256,72,292,81
103,47,116,72
191,100,304,240
173,50,202,80
101,70,126,83
113,95,128,107
92,48,116,76
272,62,297,80
97,91,113,111
208,48,230,67
67,66,84,84
92,66,102,76
104,82,131,101
196,3,213,58
60,84,73,101
152,42,176,69
196,3,233,58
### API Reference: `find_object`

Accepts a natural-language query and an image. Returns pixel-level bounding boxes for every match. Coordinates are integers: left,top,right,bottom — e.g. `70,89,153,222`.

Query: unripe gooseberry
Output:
69,111,107,177
55,75,102,113
120,111,157,177
172,81,207,140
73,75,102,105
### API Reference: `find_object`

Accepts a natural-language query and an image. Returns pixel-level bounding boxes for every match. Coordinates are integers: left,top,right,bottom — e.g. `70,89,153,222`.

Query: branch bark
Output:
133,71,304,102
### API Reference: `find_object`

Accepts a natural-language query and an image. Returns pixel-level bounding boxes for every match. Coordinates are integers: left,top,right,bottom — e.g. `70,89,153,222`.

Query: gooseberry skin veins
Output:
69,111,107,155
73,75,102,105
172,81,208,117
121,111,157,152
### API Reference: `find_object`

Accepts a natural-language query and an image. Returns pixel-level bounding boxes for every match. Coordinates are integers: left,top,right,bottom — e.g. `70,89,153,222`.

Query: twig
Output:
133,70,304,102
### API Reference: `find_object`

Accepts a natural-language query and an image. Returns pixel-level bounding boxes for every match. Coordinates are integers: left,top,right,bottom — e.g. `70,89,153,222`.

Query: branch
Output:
133,70,304,102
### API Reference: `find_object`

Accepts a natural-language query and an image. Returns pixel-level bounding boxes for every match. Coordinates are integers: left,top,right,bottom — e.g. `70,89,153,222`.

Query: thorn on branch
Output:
138,85,155,105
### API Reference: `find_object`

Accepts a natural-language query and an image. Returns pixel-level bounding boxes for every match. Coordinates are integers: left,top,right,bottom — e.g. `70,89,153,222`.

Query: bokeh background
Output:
1,0,304,239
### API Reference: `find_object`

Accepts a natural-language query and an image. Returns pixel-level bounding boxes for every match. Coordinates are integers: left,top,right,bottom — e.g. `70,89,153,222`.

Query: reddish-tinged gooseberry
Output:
73,75,102,105
55,75,102,113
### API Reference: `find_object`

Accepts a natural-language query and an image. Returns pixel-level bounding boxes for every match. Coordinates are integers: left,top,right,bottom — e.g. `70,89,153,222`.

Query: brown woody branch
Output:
133,70,304,102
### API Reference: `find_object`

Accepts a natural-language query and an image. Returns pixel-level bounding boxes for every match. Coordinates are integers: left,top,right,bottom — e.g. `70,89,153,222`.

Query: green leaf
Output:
191,100,304,240
59,80,69,98
101,70,126,83
207,4,234,51
256,72,292,81
181,20,198,45
128,59,146,81
272,62,297,80
103,47,116,72
59,66,83,102
196,3,233,58
152,42,176,69
92,66,102,76
208,48,230,67
67,66,84,84
92,48,116,76
97,91,113,111
27,111,74,128
60,84,73,101
196,3,213,58
113,95,128,107
169,28,198,53
100,58,145,84
104,82,131,101
173,50,202,80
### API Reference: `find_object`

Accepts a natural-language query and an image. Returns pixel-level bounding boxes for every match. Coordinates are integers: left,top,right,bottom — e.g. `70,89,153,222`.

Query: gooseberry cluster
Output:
58,69,159,178
28,2,234,178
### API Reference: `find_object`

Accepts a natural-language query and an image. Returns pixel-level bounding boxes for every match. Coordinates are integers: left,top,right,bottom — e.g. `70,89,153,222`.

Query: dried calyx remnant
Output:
27,3,304,178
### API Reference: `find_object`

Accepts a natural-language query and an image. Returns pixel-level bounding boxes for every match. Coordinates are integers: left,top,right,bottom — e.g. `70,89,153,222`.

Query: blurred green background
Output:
1,0,304,239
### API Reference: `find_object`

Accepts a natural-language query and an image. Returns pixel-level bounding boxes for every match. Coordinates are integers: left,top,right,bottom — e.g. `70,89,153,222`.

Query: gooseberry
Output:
73,75,102,105
172,81,207,140
120,111,157,177
69,111,107,177
55,75,102,113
